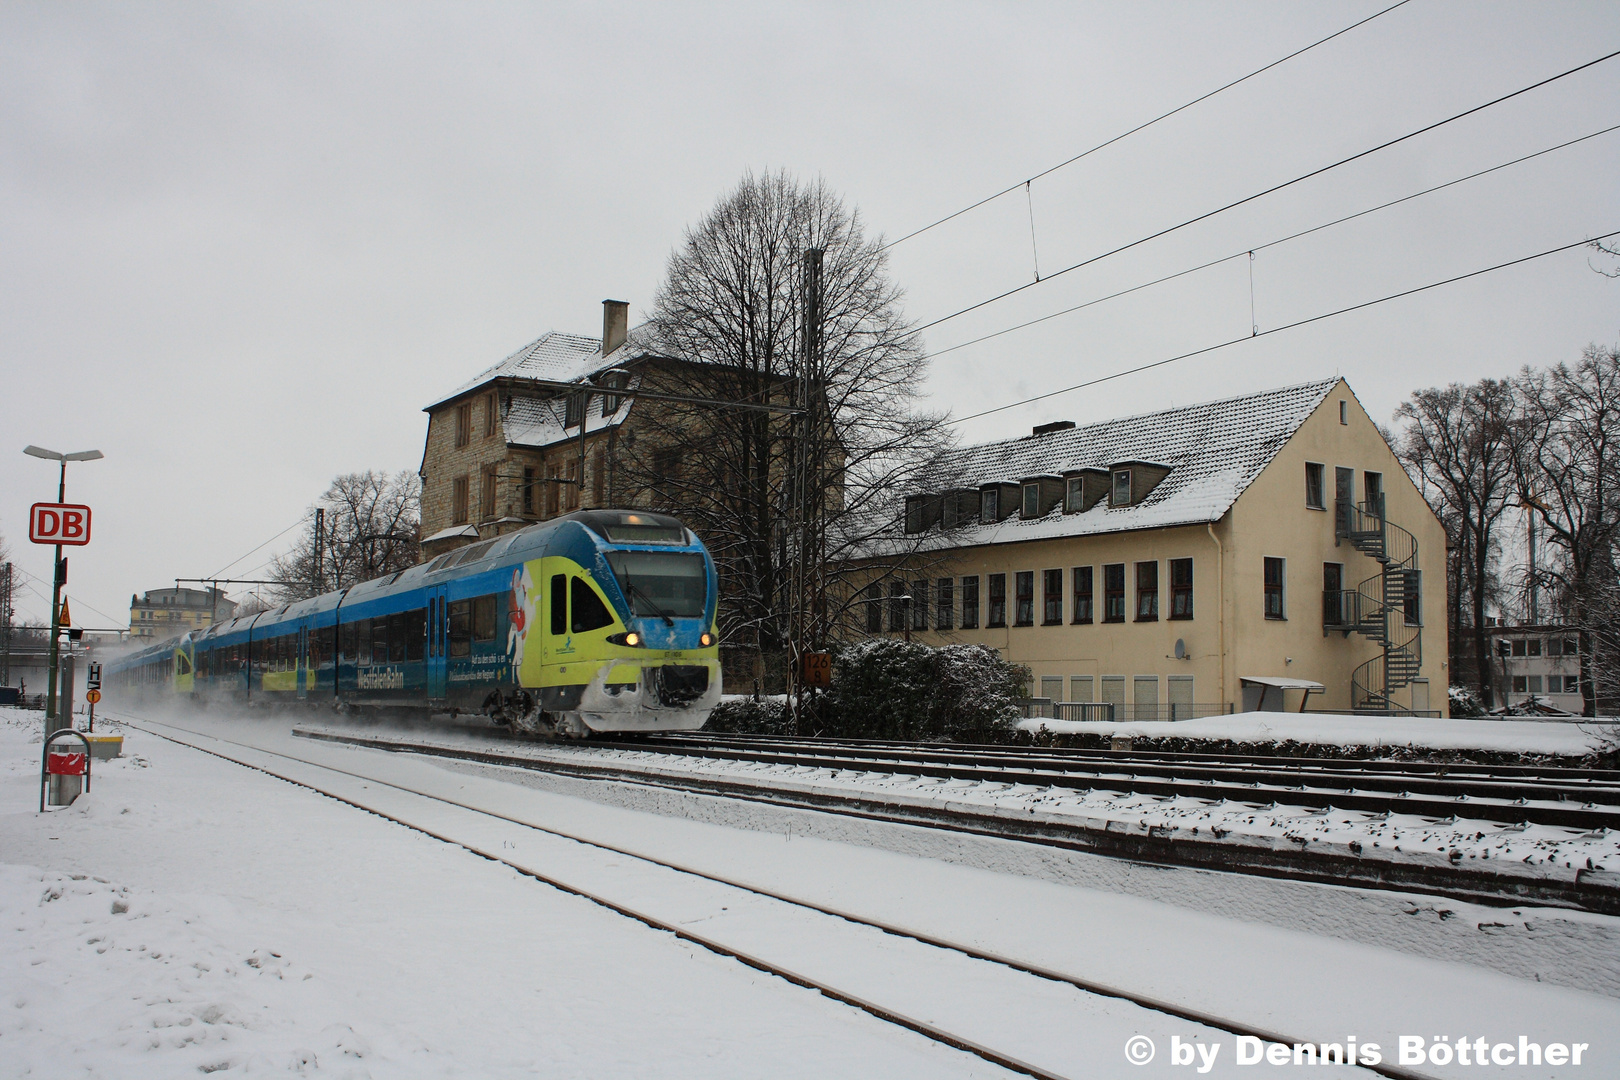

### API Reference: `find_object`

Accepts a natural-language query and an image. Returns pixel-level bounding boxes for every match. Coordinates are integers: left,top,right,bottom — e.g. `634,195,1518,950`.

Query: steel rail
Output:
287,725,1620,916
644,732,1620,797
581,737,1620,831
122,712,1433,1080
653,730,1620,783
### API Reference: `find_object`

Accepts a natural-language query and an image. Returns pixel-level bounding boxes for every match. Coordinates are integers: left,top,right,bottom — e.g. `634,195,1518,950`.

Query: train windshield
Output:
605,551,708,619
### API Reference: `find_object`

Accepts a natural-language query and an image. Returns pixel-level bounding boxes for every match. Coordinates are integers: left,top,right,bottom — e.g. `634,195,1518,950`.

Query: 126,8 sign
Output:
29,503,92,546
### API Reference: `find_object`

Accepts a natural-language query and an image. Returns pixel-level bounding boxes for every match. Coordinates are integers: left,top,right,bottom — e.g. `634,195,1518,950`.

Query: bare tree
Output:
1510,344,1620,715
628,170,950,686
268,471,422,599
1394,379,1516,705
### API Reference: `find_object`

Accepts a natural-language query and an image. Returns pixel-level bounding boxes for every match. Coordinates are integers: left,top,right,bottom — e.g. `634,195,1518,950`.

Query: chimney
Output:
602,299,629,356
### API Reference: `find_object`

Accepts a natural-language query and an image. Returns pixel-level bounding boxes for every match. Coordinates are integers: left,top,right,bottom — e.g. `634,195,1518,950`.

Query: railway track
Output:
620,730,1620,831
119,712,1434,1080
285,722,1620,915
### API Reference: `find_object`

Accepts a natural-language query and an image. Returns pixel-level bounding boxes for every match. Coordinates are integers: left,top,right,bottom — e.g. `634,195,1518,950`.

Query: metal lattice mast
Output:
0,562,13,688
790,248,826,726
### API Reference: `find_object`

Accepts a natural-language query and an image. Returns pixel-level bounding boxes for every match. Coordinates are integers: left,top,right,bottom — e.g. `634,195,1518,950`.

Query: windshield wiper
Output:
627,582,675,626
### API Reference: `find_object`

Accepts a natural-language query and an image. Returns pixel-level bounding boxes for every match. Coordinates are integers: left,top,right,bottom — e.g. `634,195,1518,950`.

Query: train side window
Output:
320,626,336,666
407,609,426,662
372,618,390,665
341,622,357,663
426,599,438,658
448,600,472,658
353,619,369,665
388,612,407,662
473,595,497,643
570,578,614,633
551,575,567,635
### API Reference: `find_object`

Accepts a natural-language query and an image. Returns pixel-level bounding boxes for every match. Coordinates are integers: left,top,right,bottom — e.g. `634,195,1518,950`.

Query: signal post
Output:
23,445,103,735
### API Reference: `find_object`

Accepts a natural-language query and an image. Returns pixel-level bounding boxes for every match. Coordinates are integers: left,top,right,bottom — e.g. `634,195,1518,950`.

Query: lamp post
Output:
23,445,103,732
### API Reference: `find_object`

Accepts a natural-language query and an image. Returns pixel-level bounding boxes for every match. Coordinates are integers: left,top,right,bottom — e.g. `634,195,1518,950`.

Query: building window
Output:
1510,638,1526,657
1305,462,1325,510
485,392,498,438
452,475,469,525
912,580,930,631
936,578,954,631
1065,476,1084,513
1512,675,1527,694
564,392,583,428
980,488,998,522
1403,568,1422,626
455,402,471,448
1042,569,1063,625
987,573,1007,628
1072,566,1093,624
960,576,980,629
1364,471,1383,512
1323,562,1343,625
481,467,497,520
888,581,907,633
865,583,883,633
1169,558,1193,619
1103,563,1125,622
1022,483,1039,518
1135,561,1158,620
1340,400,1348,425
1527,675,1544,694
1014,571,1034,626
1264,557,1286,619
522,466,536,515
1525,637,1541,657
1111,469,1131,506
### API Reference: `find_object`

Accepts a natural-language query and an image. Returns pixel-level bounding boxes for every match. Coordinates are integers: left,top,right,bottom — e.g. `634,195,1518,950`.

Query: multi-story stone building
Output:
129,587,235,639
873,378,1450,717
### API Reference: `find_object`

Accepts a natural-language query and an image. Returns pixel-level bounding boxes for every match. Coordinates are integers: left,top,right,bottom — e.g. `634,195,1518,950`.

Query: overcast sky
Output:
2,1,1616,631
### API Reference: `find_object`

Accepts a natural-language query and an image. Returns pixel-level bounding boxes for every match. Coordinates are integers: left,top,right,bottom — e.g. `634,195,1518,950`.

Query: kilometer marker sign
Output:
29,503,92,546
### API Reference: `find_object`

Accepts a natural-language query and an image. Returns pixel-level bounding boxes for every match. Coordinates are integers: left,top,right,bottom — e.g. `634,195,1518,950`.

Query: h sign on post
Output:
29,503,92,546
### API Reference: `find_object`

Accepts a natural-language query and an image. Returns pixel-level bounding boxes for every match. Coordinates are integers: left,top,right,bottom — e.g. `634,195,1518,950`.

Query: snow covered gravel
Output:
7,705,1620,1078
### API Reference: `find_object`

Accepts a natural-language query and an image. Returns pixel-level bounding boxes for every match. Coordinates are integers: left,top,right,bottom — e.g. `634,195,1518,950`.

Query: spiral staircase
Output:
1323,496,1423,713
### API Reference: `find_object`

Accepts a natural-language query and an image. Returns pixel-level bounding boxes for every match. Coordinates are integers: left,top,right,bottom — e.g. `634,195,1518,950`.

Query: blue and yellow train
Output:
107,510,721,735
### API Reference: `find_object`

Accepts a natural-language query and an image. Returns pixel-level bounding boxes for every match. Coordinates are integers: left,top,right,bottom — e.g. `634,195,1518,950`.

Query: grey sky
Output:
2,1,1616,630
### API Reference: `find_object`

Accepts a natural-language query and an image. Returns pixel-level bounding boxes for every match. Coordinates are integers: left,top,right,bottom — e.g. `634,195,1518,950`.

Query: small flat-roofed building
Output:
863,378,1450,717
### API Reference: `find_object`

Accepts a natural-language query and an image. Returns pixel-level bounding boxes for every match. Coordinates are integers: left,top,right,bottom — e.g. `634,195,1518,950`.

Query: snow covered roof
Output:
424,323,667,411
912,378,1340,547
501,376,638,449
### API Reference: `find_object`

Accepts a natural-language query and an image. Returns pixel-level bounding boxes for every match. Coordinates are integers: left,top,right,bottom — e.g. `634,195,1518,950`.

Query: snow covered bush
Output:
1448,684,1484,717
819,639,1029,742
704,695,795,736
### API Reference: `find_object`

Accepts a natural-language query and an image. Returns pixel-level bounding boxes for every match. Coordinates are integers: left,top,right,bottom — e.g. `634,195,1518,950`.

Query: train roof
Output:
190,509,697,640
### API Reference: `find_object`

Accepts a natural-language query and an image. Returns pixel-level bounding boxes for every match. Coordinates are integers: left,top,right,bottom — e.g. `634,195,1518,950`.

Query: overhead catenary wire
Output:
207,514,312,579
882,0,1414,251
927,119,1620,359
912,47,1620,338
948,227,1620,427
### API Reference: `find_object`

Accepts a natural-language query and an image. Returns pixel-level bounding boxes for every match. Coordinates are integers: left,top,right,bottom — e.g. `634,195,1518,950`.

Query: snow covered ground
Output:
1018,711,1620,757
6,704,1620,1078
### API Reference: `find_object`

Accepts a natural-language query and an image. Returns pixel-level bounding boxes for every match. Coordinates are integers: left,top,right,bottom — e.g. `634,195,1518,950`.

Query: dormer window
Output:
1065,476,1084,512
981,488,999,522
1111,469,1132,506
1022,483,1040,518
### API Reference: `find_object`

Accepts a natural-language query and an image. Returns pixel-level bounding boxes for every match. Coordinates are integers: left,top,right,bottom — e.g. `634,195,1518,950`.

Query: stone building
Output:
869,378,1450,717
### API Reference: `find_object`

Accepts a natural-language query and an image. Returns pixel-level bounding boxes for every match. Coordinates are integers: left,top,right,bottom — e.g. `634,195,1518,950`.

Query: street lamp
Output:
23,445,104,732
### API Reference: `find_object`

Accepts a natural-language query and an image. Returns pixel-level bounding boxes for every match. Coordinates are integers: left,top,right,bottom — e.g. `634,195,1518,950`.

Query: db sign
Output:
30,503,93,546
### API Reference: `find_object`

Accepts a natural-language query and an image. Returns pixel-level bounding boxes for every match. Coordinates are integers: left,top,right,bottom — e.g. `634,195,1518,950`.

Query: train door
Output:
296,627,309,700
427,585,449,700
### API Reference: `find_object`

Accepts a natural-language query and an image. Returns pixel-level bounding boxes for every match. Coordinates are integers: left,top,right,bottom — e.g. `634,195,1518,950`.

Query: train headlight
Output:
699,631,715,647
606,631,643,647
